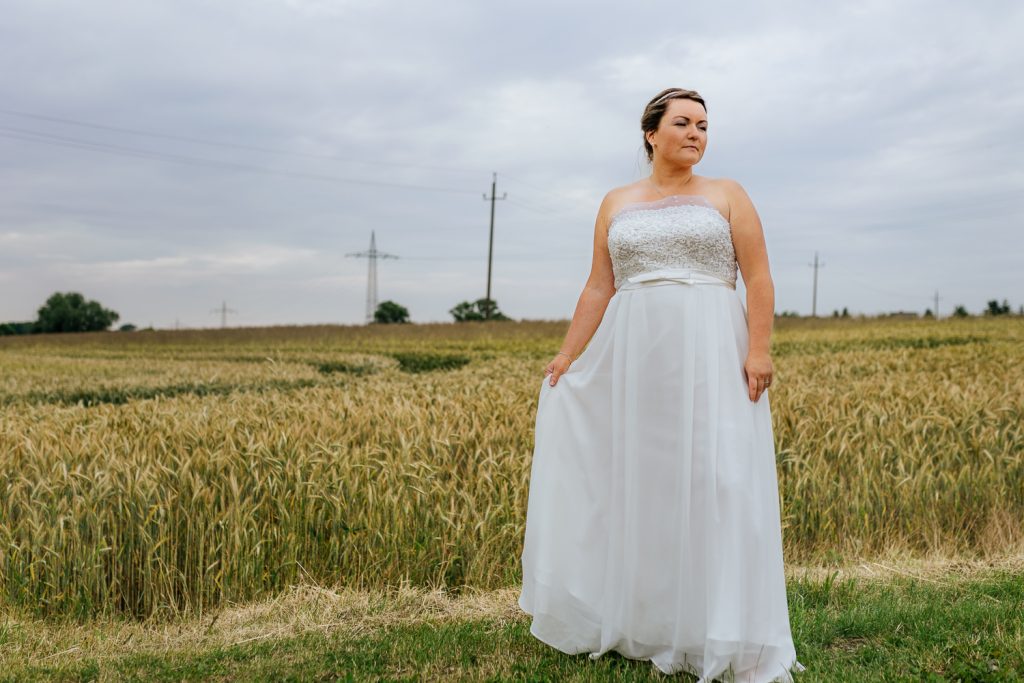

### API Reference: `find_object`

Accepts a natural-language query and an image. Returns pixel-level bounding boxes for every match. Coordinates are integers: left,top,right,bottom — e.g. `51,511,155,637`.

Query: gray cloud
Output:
1,0,1021,327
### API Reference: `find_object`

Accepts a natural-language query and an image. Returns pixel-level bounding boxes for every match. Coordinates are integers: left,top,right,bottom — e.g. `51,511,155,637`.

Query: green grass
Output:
9,377,329,407
5,568,1022,682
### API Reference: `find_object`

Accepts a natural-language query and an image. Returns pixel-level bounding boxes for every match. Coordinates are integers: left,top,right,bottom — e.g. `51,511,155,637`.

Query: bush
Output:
374,301,410,324
450,298,510,322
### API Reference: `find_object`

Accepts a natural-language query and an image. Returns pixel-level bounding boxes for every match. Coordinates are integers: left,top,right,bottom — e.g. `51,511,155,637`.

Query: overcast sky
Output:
1,0,1021,327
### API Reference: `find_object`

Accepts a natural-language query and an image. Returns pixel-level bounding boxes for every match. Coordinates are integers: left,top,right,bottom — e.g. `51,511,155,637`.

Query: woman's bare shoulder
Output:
707,177,754,201
599,182,651,219
703,177,751,222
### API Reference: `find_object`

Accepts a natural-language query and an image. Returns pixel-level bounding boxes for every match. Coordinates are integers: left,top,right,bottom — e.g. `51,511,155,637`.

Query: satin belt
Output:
617,267,736,291
617,266,733,524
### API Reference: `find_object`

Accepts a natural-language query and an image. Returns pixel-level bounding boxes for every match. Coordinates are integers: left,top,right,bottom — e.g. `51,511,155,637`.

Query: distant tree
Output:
0,321,36,336
952,305,969,318
923,308,934,318
118,323,137,332
374,300,410,324
985,299,1011,316
450,297,510,322
841,307,850,318
35,292,119,333
832,309,839,318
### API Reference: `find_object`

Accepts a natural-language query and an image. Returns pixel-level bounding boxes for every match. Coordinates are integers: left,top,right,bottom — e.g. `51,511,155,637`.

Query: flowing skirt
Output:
517,275,805,682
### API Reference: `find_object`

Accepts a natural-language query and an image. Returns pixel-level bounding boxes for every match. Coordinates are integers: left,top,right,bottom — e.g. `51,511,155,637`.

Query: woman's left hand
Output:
744,351,774,402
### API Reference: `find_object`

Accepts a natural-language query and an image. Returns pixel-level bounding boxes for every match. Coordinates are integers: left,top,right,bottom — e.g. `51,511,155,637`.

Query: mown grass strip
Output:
3,568,1022,682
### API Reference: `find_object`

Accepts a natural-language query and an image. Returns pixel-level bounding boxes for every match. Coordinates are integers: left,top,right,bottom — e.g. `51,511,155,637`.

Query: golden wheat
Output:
0,317,1021,619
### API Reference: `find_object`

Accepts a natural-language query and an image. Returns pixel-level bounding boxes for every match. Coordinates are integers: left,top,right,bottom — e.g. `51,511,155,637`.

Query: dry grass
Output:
0,581,520,668
2,553,1021,671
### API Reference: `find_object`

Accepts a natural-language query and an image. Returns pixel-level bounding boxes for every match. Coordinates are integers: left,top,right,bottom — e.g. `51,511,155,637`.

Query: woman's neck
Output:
649,164,696,192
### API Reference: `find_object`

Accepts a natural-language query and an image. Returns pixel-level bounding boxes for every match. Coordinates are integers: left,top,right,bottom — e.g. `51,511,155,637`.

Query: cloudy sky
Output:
1,0,1021,327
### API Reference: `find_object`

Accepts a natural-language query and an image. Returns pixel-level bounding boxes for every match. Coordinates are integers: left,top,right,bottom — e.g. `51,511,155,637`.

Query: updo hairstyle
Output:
641,88,707,164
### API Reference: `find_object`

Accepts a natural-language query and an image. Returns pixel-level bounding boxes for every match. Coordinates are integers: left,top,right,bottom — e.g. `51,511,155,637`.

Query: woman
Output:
517,88,805,682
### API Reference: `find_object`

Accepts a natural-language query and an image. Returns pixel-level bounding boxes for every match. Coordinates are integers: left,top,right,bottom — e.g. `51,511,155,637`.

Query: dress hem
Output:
518,585,806,682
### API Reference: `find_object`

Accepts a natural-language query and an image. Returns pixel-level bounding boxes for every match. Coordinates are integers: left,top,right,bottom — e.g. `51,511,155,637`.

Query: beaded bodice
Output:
607,194,737,290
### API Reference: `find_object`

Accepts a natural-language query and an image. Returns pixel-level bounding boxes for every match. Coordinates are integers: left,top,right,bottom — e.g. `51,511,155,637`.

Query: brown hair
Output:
641,88,707,164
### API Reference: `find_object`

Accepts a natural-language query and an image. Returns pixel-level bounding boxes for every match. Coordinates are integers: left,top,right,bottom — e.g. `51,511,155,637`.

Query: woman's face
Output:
646,98,708,165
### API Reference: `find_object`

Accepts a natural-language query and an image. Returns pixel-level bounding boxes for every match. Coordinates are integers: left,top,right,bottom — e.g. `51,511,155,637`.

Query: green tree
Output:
35,292,119,333
449,297,510,322
953,305,969,318
985,299,1010,316
373,300,410,324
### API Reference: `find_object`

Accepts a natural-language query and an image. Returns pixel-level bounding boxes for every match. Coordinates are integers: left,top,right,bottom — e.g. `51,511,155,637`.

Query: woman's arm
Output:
722,178,775,401
547,194,618,385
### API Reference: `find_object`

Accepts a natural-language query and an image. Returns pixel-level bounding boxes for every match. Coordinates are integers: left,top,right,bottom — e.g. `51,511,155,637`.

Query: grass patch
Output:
314,360,381,376
8,378,327,407
4,567,1022,681
390,352,471,373
773,334,989,356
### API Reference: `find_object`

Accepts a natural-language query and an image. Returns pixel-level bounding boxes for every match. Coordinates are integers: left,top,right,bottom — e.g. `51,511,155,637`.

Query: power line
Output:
504,196,568,214
0,110,608,212
0,107,489,175
501,172,600,213
0,126,481,195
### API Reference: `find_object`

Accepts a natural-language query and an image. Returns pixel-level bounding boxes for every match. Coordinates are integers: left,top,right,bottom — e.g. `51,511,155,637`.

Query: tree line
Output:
0,292,516,335
3,291,1018,335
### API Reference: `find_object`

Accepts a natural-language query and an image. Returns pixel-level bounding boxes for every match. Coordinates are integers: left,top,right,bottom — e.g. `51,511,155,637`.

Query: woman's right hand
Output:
544,353,573,386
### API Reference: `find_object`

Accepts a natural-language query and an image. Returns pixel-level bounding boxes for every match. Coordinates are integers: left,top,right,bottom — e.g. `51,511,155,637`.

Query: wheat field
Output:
1,316,1021,620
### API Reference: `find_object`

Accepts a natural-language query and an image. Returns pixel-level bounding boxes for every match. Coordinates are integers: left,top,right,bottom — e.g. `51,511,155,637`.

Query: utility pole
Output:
808,251,825,317
346,230,399,324
482,171,506,320
210,301,237,328
933,290,940,319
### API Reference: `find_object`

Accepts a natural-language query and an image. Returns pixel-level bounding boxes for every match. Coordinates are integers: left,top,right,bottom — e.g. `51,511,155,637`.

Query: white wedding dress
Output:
517,194,805,682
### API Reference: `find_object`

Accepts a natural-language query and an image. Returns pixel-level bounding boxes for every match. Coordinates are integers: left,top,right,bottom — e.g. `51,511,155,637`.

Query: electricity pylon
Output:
346,230,399,324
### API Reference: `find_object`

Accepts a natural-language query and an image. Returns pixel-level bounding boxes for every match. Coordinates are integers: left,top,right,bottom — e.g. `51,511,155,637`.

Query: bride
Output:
517,87,805,682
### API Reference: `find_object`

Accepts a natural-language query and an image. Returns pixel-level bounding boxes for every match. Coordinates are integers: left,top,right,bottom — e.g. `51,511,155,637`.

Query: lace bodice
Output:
607,194,737,289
